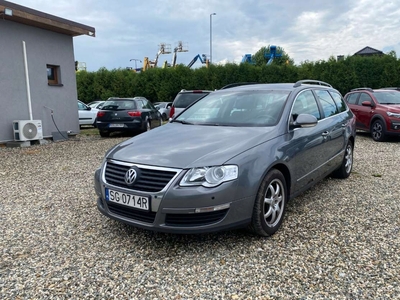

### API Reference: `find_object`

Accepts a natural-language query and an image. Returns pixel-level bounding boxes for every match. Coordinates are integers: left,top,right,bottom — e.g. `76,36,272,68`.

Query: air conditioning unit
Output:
13,120,43,141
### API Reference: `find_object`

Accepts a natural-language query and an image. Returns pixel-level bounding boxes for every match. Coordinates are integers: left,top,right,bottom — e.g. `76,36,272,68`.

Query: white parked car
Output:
78,100,98,127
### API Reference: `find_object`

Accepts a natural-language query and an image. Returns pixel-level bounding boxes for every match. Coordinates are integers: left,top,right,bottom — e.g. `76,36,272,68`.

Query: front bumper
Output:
94,168,253,234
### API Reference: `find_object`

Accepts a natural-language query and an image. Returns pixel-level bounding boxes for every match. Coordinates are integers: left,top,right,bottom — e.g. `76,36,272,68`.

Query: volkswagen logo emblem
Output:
124,168,137,186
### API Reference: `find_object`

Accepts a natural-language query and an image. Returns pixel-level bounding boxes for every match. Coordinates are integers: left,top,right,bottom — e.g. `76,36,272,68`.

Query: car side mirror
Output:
361,101,373,107
291,114,318,129
87,106,92,111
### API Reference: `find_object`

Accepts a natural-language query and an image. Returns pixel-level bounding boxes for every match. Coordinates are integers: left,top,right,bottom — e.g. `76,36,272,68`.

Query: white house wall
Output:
0,19,80,142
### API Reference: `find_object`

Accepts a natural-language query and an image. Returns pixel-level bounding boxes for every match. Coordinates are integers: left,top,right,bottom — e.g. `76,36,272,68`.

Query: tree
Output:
252,45,294,66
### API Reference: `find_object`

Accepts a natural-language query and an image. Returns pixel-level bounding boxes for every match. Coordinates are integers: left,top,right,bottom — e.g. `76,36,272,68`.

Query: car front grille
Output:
105,161,178,192
165,209,229,227
107,202,156,223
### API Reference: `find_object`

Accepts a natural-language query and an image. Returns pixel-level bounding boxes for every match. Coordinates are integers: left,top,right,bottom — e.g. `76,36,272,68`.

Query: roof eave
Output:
0,1,95,37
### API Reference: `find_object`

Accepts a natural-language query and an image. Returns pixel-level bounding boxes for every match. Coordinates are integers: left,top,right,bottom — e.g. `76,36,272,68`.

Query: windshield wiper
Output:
172,120,194,125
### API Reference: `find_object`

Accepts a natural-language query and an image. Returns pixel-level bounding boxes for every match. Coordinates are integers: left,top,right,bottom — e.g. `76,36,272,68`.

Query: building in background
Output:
0,0,95,143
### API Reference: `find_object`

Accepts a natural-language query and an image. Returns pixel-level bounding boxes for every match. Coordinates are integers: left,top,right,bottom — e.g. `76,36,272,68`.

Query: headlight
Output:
387,111,400,118
180,165,238,187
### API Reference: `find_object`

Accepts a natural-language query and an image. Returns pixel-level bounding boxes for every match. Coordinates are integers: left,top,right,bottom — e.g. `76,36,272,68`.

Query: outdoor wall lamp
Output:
1,7,13,19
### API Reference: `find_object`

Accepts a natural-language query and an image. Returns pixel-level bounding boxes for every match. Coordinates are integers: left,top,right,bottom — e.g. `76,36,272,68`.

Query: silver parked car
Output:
154,102,172,121
94,80,356,236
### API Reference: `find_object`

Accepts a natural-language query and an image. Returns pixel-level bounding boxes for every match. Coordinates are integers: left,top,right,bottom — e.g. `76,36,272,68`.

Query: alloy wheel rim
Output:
373,122,382,140
263,179,285,227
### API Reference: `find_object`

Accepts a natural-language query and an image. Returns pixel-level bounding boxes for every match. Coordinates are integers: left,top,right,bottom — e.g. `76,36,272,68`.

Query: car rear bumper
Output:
97,120,144,131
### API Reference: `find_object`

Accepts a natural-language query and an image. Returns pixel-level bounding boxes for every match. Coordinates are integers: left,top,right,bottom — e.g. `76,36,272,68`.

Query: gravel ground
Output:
1,132,399,299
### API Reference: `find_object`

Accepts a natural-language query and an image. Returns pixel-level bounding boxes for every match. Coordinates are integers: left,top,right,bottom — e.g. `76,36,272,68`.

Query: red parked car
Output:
344,88,400,141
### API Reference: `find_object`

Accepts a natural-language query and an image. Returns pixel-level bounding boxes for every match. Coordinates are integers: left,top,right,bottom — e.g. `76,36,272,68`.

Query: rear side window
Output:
329,91,347,113
315,90,338,118
173,93,209,108
346,93,359,105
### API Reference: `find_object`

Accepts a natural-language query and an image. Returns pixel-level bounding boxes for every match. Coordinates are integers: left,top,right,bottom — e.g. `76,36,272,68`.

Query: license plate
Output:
105,188,149,211
109,124,124,128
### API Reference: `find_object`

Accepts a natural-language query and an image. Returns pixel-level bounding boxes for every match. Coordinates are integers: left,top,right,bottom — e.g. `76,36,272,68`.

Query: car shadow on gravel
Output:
109,220,264,247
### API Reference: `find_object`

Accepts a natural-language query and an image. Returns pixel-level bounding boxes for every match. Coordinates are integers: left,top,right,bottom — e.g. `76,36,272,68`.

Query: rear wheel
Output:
99,130,110,137
331,140,353,179
371,119,386,142
249,169,287,236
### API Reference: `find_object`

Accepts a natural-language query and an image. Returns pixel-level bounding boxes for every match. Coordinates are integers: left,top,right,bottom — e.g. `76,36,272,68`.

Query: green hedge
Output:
77,53,400,103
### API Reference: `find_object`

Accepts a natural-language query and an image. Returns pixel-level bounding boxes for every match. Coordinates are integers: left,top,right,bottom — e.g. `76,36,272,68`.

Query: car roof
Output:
217,80,334,92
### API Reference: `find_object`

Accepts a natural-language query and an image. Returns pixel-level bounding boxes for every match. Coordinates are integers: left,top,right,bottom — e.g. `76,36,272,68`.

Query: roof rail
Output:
350,87,373,92
220,82,260,90
293,80,332,88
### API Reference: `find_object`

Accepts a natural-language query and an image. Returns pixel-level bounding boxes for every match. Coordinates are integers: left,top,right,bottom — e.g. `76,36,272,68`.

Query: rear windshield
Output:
102,100,137,110
173,92,210,108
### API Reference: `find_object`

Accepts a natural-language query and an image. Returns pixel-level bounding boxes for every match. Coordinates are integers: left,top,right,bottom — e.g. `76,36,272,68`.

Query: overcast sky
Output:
13,0,400,71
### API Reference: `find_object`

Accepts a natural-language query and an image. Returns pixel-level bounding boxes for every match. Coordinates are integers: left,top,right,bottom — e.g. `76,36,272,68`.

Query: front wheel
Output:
331,140,353,179
249,169,287,236
371,119,386,142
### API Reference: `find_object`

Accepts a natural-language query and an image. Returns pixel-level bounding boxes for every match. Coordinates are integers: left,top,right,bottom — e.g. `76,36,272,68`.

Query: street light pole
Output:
210,13,216,64
130,58,142,69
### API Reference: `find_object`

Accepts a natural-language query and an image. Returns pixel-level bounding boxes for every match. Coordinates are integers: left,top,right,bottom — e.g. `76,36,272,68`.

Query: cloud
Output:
12,0,400,70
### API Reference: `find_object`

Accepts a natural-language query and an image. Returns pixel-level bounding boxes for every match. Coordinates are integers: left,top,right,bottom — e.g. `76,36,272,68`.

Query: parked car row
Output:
94,79,357,237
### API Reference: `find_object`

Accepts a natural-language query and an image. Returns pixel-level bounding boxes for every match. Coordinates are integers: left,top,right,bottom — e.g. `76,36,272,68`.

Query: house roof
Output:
0,0,95,37
354,46,383,56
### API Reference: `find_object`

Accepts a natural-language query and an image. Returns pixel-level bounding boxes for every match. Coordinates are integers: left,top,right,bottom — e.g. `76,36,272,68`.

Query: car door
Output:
286,90,328,192
141,99,161,128
313,89,347,174
353,92,374,130
77,101,94,125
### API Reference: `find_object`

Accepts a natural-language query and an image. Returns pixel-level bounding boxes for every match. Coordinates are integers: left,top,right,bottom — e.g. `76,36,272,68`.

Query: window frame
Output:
47,64,63,86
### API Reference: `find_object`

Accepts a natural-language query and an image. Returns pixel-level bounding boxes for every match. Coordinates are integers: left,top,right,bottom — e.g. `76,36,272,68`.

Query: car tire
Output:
162,113,167,121
99,130,110,137
331,140,353,179
92,118,97,128
249,169,287,236
371,119,386,142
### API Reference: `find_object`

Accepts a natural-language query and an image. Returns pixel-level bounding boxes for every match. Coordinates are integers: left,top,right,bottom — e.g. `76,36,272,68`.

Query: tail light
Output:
127,111,141,117
97,111,105,117
169,106,175,118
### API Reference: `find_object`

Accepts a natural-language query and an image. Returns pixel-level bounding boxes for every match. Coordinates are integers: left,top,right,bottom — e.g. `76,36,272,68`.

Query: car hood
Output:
107,123,278,169
380,104,400,112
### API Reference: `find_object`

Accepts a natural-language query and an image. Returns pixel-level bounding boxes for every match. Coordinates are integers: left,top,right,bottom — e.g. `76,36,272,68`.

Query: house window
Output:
47,65,62,86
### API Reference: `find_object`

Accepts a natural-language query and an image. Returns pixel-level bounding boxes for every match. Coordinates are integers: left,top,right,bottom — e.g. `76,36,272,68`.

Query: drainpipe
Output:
22,41,33,120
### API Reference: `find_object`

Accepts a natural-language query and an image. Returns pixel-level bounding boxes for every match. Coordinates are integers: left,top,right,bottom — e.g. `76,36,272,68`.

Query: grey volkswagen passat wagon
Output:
94,80,356,236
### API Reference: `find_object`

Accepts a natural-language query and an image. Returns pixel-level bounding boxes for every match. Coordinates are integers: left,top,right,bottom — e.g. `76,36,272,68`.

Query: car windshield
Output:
374,92,400,104
175,90,289,126
174,93,209,108
102,100,137,110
